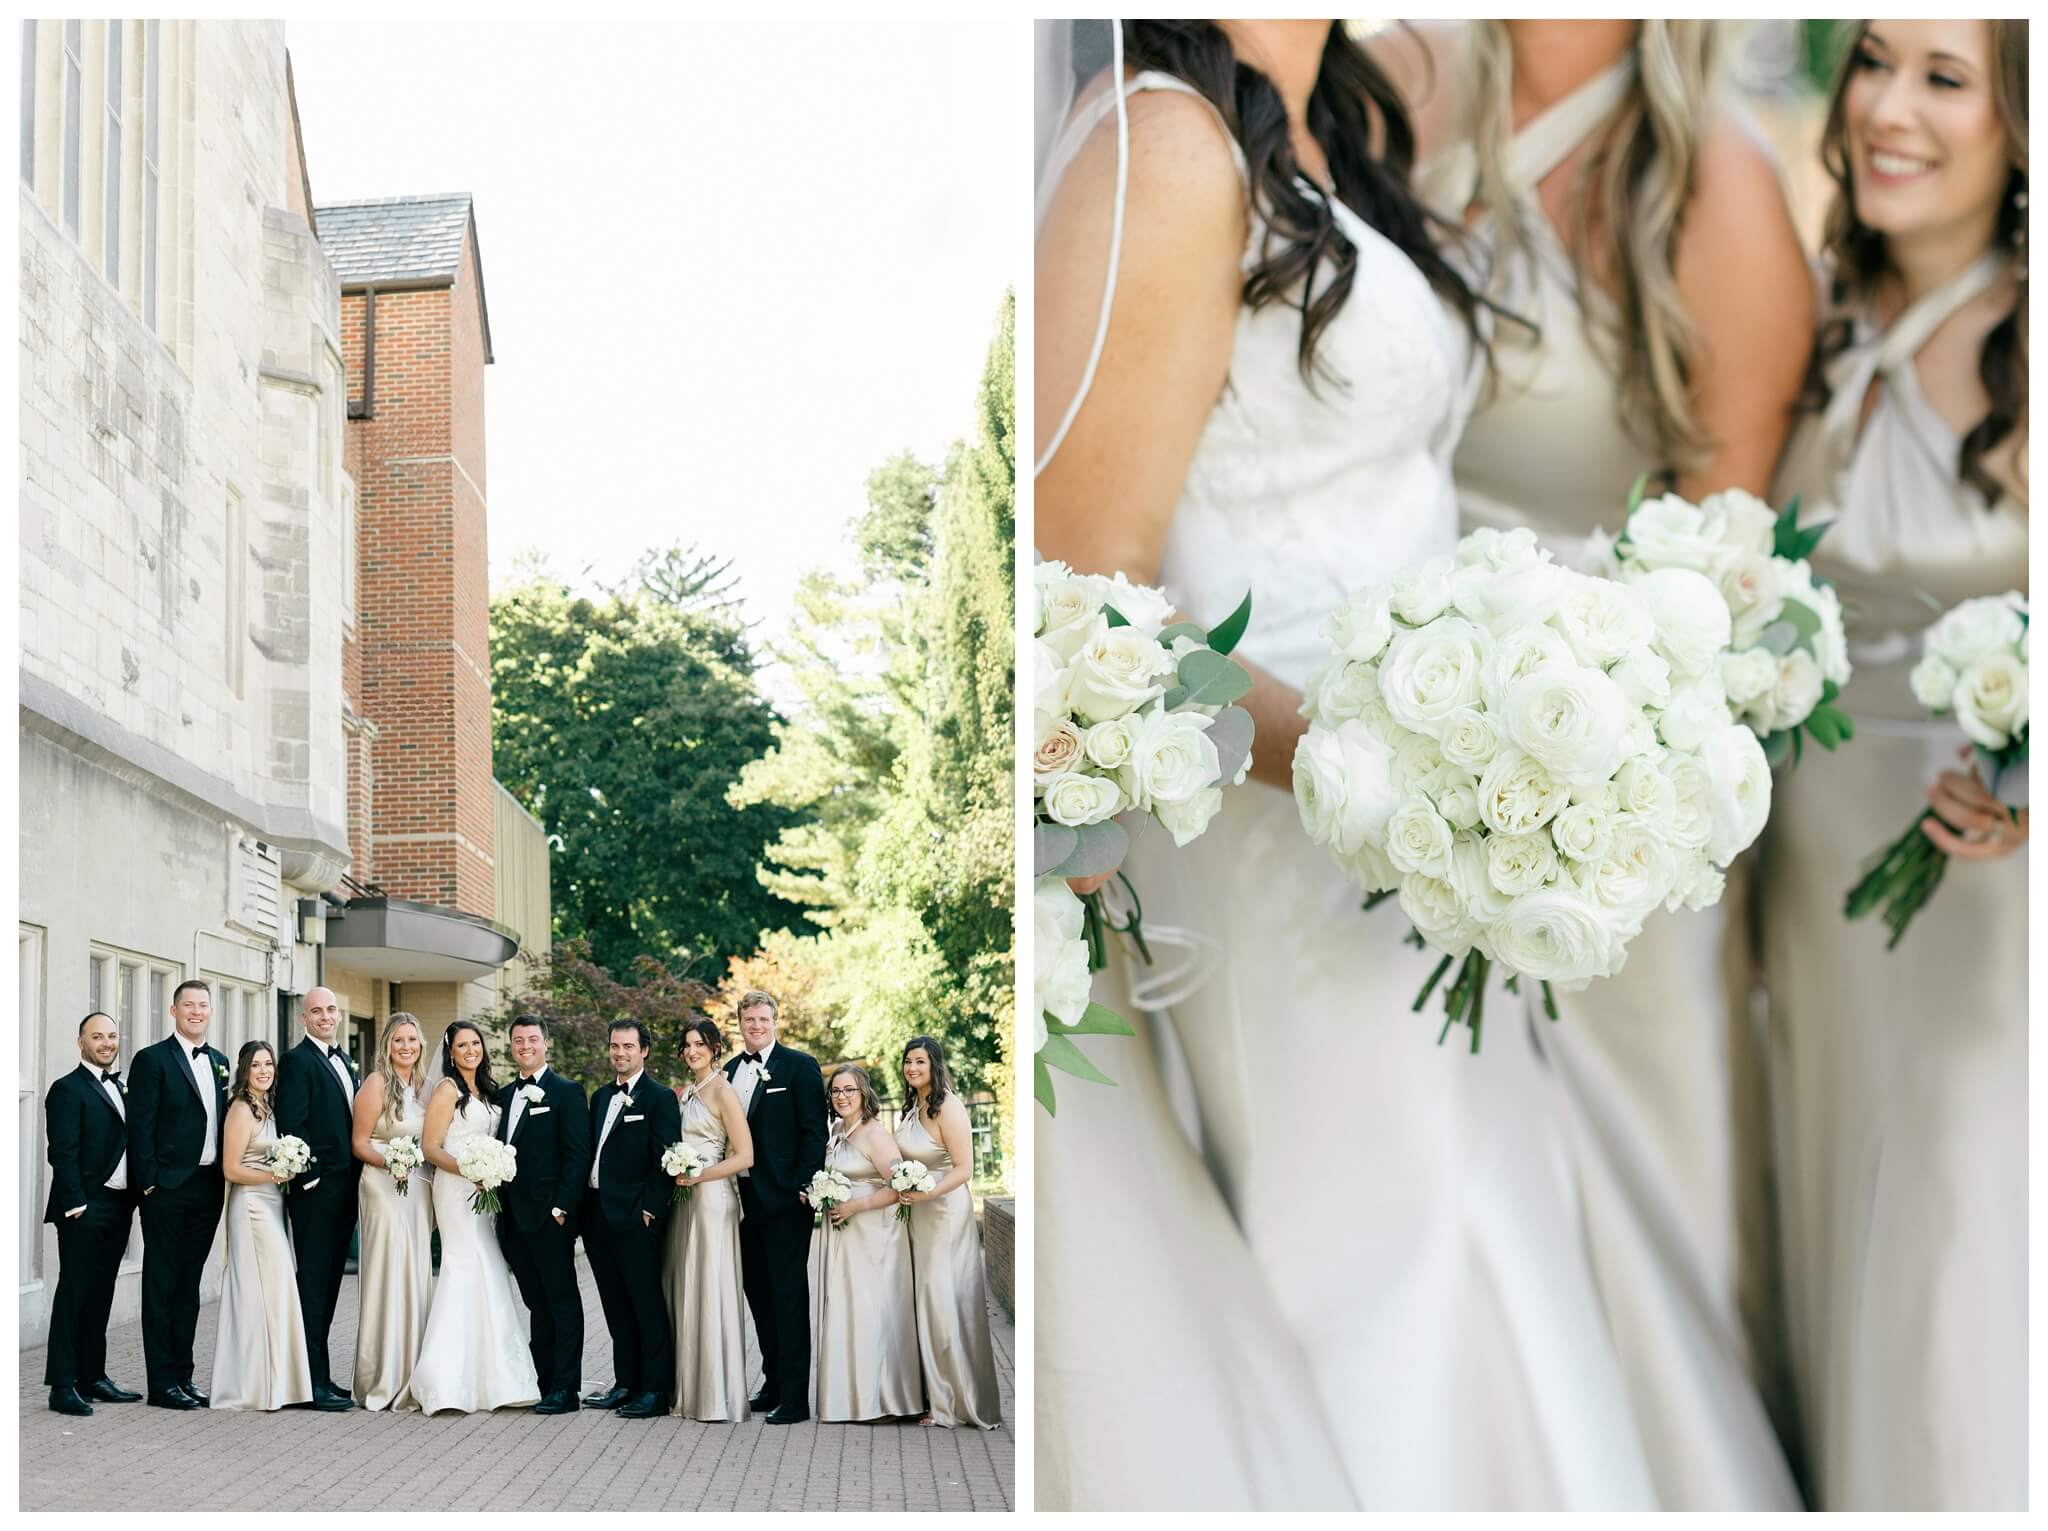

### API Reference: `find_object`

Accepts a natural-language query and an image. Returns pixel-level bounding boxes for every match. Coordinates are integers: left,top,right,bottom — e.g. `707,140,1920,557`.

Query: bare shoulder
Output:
1688,112,1803,249
1045,81,1248,263
428,1077,459,1104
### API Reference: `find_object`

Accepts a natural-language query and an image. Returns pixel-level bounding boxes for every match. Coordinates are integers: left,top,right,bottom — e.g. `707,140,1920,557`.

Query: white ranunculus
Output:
1581,526,1624,580
1034,717,1086,784
1354,697,1405,746
1325,585,1397,663
1718,552,1784,649
1697,488,1778,558
1501,665,1634,787
1091,572,1176,638
1927,595,2026,670
1084,715,1138,770
1446,831,1512,925
1119,707,1221,809
1385,795,1456,880
1036,564,1106,658
1487,888,1623,985
1389,556,1456,626
1698,722,1773,864
1394,729,1448,787
1659,674,1734,753
1042,770,1125,827
1477,748,1572,837
1657,751,1715,851
1449,558,1568,634
1550,800,1616,863
1487,831,1561,897
1608,646,1673,712
1399,872,1472,948
1435,780,1483,831
1952,649,2029,750
1066,619,1175,724
1306,656,1381,724
1808,579,1852,686
1034,639,1072,724
1910,652,1960,712
1033,878,1092,1032
1154,786,1225,847
1679,857,1726,912
1626,495,1721,572
1553,575,1656,669
1482,624,1574,712
1570,778,1621,812
1437,706,1501,773
1636,567,1734,679
1340,839,1402,895
1577,821,1678,928
1769,649,1825,731
1614,756,1678,828
1719,647,1778,707
1379,618,1489,739
1294,721,1401,856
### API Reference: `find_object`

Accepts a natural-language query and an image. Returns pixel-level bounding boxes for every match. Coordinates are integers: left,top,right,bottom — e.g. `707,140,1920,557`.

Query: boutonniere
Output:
620,1093,636,1109
519,1084,546,1105
757,1067,771,1084
214,1061,229,1084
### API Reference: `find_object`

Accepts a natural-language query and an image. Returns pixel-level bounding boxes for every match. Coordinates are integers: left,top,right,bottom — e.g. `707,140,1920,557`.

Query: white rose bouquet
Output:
1033,560,1257,1113
1846,591,2029,946
1294,526,1774,1050
455,1135,518,1216
889,1159,936,1222
265,1133,313,1184
382,1134,423,1196
806,1167,855,1216
1592,485,1855,763
662,1141,709,1204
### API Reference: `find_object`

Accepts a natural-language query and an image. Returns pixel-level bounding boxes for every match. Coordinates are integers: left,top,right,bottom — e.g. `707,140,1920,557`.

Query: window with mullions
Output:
103,20,123,285
20,21,34,188
61,21,81,235
142,20,159,328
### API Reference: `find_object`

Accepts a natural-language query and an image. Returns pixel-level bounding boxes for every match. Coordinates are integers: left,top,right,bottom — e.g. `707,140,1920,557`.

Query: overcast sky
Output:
287,18,1018,671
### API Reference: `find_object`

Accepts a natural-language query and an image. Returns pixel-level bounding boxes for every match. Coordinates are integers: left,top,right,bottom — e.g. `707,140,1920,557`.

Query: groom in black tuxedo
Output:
724,990,827,1424
274,986,360,1410
125,978,227,1408
579,1019,682,1420
43,1012,141,1415
496,1015,591,1415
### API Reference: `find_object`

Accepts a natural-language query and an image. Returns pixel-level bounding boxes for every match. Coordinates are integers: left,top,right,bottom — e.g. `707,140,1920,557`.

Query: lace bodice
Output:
440,1091,500,1152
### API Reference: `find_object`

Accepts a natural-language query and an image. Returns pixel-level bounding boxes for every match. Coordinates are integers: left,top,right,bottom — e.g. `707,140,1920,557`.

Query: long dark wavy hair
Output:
229,1040,277,1121
1101,20,1491,387
901,1035,953,1118
439,1020,499,1117
1813,19,2028,505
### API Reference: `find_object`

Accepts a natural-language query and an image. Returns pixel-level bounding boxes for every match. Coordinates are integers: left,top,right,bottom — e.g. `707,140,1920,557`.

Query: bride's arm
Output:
421,1080,461,1175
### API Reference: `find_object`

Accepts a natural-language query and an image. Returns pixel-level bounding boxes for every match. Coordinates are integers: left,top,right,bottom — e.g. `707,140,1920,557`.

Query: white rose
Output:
1305,656,1381,724
1635,567,1734,679
1154,786,1225,848
1550,800,1616,864
1769,649,1825,731
1294,722,1401,856
1042,771,1124,827
1032,879,1092,1031
1034,717,1086,784
1325,585,1397,663
1482,624,1574,713
1446,831,1512,925
1091,572,1176,638
1575,821,1678,928
1066,619,1175,724
1477,748,1571,837
1679,857,1726,912
1449,558,1569,634
1435,780,1483,831
1698,723,1773,865
1717,552,1784,649
1571,778,1621,812
1719,648,1778,707
1910,652,1960,712
1339,839,1403,894
1552,575,1655,669
1084,716,1138,770
1459,525,1547,571
1354,697,1404,746
1697,488,1778,558
1119,707,1221,809
1656,751,1715,852
1035,564,1106,658
1614,756,1678,828
1625,495,1721,572
1033,640,1071,724
1389,556,1456,626
1501,665,1634,787
1580,526,1624,580
1927,595,2026,670
1951,649,2029,750
1809,580,1852,686
1386,795,1456,880
1487,831,1561,897
1399,872,1473,948
1379,618,1489,740
1437,707,1501,773
1487,889,1624,985
1659,674,1734,753
1609,646,1673,711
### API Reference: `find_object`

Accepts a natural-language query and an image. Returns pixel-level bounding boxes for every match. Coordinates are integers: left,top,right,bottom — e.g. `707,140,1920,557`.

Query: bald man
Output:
274,987,361,1408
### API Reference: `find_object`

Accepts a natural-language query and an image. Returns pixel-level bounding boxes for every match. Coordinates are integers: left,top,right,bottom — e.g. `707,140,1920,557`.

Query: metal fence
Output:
879,1091,1004,1188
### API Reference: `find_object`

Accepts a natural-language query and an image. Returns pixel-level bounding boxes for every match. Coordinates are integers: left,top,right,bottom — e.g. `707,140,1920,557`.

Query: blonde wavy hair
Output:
373,1012,426,1139
1462,20,1723,471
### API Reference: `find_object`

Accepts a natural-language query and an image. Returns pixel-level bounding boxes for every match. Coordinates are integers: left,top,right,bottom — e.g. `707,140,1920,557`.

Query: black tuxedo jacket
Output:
274,1036,361,1184
126,1034,228,1192
45,1064,132,1221
586,1075,682,1229
495,1068,590,1234
723,1045,826,1206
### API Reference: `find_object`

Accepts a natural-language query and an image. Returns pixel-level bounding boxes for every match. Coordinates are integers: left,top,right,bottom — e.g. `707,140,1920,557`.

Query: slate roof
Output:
314,193,494,361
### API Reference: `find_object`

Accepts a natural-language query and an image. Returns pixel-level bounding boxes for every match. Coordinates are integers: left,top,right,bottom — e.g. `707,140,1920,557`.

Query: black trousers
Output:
284,1170,357,1391
581,1205,673,1396
736,1178,813,1404
138,1170,222,1392
44,1189,135,1387
502,1212,583,1397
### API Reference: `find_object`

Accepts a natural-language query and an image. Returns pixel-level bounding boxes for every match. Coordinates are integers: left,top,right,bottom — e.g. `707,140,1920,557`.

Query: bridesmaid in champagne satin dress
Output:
351,1014,434,1411
210,1041,314,1412
893,1037,999,1429
1761,20,2027,1509
663,1015,754,1423
810,1065,922,1422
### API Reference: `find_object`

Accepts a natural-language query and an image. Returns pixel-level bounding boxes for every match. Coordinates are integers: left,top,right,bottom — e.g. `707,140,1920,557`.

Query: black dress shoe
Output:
86,1378,142,1404
617,1391,664,1419
177,1384,210,1408
748,1388,781,1412
312,1391,355,1412
532,1390,580,1415
765,1401,811,1425
147,1388,198,1410
313,1382,354,1407
582,1384,630,1409
49,1385,93,1416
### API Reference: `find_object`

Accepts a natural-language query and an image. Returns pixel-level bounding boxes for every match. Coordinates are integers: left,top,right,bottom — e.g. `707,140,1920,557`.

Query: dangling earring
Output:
2014,187,2029,281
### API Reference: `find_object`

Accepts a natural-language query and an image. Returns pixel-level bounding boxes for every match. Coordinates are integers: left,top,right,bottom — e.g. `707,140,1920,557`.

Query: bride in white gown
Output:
398,1021,540,1415
1035,19,1735,1511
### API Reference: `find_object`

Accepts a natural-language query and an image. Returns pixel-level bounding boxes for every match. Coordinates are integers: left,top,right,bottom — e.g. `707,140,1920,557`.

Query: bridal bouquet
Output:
382,1135,423,1196
266,1134,312,1184
806,1167,855,1216
1032,560,1256,1114
889,1160,935,1222
1294,526,1773,1049
662,1142,708,1204
1590,486,1855,763
455,1136,518,1216
1846,590,2029,947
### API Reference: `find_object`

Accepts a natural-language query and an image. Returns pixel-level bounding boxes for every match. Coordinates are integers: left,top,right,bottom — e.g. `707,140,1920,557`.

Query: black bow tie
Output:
520,1074,538,1085
190,1045,207,1060
741,1051,763,1066
102,1069,121,1085
326,1046,348,1063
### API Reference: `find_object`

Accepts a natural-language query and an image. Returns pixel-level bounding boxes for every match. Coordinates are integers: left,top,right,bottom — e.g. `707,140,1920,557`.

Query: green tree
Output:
478,938,717,1094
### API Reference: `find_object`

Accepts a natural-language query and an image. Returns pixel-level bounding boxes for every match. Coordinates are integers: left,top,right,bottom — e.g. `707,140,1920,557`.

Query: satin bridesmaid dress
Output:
209,1113,314,1411
809,1123,922,1421
353,1081,433,1410
894,1107,1000,1429
663,1078,749,1422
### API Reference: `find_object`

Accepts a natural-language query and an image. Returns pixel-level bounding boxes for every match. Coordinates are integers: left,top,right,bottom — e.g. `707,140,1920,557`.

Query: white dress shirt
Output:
590,1070,644,1189
187,1041,218,1166
508,1065,547,1137
99,1066,128,1192
321,1041,355,1105
732,1042,773,1177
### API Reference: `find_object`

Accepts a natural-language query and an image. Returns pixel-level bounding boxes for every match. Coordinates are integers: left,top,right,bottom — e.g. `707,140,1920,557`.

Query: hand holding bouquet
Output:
663,1142,709,1203
889,1159,936,1222
455,1136,518,1216
265,1133,312,1184
806,1167,855,1217
382,1134,423,1196
1846,591,2029,946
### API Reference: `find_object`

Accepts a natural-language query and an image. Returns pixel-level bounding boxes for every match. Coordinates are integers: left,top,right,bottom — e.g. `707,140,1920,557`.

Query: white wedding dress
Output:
1038,72,1666,1511
398,1095,541,1414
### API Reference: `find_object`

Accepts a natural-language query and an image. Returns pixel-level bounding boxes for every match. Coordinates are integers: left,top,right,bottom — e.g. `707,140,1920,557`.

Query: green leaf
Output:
1102,603,1129,629
1206,705,1256,787
1625,472,1652,514
1173,648,1254,708
1791,726,1804,767
1206,590,1254,657
1034,1055,1057,1116
1039,1031,1117,1086
1033,822,1078,879
1156,622,1209,649
1158,685,1188,712
1762,728,1793,768
1833,709,1856,742
1776,597,1824,653
1819,678,1840,706
1758,622,1798,657
1058,1001,1136,1038
1046,817,1128,880
1805,709,1842,750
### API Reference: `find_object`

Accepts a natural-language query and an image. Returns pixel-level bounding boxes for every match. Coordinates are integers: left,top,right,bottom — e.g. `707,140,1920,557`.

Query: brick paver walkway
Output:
20,1255,1014,1511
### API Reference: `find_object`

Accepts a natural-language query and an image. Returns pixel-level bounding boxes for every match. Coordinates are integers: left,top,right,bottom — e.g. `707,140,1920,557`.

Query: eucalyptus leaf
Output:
1776,597,1823,652
1157,621,1209,649
1039,1032,1118,1086
1758,622,1798,657
1034,1055,1057,1115
1207,590,1254,657
1205,705,1256,787
1174,648,1254,707
1033,822,1079,879
1159,686,1188,712
1047,817,1129,880
1062,1001,1137,1038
